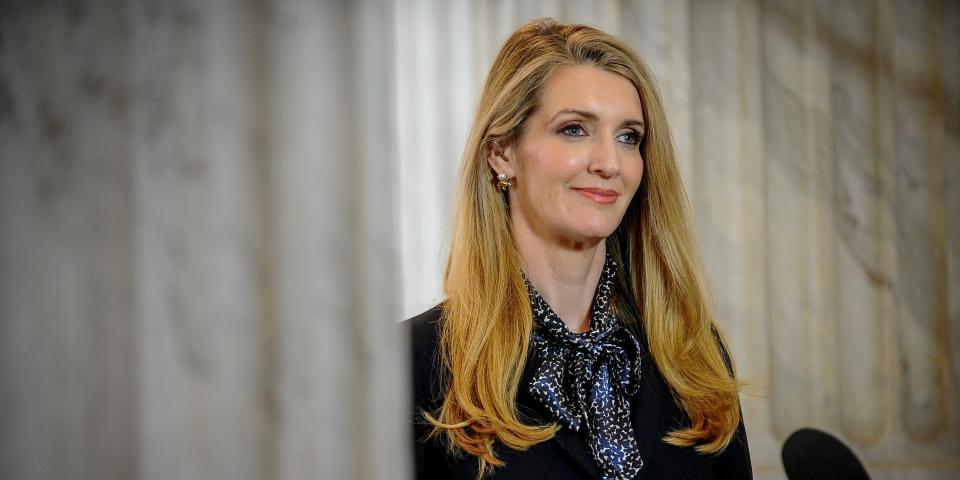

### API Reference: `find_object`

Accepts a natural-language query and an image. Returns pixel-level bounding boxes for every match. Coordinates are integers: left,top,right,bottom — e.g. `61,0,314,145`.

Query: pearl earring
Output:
497,172,513,190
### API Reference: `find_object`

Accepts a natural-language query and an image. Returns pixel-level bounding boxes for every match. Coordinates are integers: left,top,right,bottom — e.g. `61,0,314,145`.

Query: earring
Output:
497,172,513,190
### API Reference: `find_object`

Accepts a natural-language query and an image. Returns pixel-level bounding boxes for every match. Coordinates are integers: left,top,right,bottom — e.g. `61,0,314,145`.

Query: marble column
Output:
1,1,405,479
266,0,404,479
129,1,273,479
0,3,137,479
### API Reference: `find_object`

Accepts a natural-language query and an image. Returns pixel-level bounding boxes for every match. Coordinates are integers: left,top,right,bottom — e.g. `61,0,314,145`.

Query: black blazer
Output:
407,305,753,480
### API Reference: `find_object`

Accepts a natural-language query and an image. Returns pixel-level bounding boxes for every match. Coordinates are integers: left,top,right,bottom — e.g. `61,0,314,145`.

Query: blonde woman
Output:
407,19,751,480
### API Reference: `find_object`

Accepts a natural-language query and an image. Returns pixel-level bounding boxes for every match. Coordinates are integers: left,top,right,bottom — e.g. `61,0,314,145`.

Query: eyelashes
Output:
557,122,645,146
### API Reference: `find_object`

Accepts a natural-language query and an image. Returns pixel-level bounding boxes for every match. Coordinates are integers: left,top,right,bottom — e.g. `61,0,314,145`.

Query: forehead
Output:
536,65,644,120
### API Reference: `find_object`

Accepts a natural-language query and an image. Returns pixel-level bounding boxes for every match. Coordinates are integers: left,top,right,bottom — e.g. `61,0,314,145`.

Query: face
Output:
492,65,646,247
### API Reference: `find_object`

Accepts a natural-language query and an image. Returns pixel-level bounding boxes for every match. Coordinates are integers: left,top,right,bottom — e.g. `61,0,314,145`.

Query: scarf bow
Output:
525,254,644,480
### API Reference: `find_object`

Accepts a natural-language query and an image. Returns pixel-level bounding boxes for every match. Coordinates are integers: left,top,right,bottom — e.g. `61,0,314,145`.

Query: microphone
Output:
781,428,870,480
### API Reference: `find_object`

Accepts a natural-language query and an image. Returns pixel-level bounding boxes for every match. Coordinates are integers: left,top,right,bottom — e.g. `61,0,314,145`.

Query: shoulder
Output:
404,305,460,477
405,304,443,353
404,303,444,377
707,325,752,478
710,324,736,378
712,407,753,478
403,304,446,411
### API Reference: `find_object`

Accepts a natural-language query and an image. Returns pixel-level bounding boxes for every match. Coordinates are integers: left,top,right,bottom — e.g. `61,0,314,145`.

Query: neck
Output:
512,220,607,334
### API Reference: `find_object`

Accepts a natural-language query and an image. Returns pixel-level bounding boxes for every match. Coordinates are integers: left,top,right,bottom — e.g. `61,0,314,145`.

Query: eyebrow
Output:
549,108,646,130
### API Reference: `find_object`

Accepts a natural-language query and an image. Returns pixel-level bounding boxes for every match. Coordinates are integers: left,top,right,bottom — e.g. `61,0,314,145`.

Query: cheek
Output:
625,157,644,190
522,143,583,189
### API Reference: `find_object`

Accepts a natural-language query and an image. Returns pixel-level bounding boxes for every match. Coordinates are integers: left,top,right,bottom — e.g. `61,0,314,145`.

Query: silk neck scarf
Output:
523,253,644,480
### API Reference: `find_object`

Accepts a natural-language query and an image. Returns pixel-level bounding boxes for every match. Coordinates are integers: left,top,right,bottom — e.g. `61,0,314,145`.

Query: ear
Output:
486,140,517,178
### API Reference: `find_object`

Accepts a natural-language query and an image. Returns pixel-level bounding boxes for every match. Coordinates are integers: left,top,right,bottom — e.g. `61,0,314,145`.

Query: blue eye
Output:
617,131,642,145
560,124,587,136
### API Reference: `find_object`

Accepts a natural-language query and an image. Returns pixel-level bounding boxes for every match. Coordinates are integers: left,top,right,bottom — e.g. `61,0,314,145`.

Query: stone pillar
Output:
0,1,405,479
0,3,137,479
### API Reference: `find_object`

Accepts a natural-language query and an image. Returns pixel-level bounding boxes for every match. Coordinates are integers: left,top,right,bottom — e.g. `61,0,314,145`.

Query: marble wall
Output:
1,1,957,480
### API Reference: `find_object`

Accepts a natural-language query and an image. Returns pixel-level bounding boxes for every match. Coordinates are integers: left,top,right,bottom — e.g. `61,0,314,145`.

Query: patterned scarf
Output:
524,253,644,480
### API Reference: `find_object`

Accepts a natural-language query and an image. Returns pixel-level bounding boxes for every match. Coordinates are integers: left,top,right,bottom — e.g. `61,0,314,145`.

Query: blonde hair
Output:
427,18,743,476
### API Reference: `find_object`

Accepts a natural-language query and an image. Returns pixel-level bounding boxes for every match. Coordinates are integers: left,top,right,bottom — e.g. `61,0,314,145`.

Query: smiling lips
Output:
573,187,619,204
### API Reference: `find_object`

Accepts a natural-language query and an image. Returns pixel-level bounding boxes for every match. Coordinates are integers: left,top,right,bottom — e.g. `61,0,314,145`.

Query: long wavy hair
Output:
427,18,744,477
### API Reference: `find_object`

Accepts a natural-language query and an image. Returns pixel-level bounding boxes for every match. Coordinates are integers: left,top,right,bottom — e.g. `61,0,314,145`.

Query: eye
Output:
617,130,643,145
559,123,587,137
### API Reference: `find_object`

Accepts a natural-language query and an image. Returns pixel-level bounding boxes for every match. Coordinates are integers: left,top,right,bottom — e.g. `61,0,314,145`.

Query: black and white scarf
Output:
524,253,644,480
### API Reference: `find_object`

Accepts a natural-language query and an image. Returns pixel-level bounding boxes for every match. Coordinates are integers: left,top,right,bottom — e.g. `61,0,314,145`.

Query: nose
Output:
587,136,621,179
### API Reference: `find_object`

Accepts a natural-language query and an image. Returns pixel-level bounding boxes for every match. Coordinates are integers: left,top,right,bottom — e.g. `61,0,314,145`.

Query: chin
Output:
578,216,623,239
565,224,619,244
545,210,625,245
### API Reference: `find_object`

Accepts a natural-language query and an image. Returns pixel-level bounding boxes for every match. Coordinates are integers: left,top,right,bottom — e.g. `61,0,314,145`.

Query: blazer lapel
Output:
628,330,659,480
517,345,605,478
550,426,604,478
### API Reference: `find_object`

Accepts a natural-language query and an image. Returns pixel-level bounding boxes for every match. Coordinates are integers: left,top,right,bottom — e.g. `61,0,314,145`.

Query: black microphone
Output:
781,428,870,480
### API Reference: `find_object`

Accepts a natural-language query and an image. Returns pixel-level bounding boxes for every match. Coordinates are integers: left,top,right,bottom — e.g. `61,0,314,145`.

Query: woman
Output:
408,18,752,480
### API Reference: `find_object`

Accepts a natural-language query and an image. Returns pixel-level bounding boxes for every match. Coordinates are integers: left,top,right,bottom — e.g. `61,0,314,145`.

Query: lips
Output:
573,187,619,205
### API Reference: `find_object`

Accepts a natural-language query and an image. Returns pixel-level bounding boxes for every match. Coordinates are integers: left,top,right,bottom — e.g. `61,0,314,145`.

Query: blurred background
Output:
1,0,957,479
